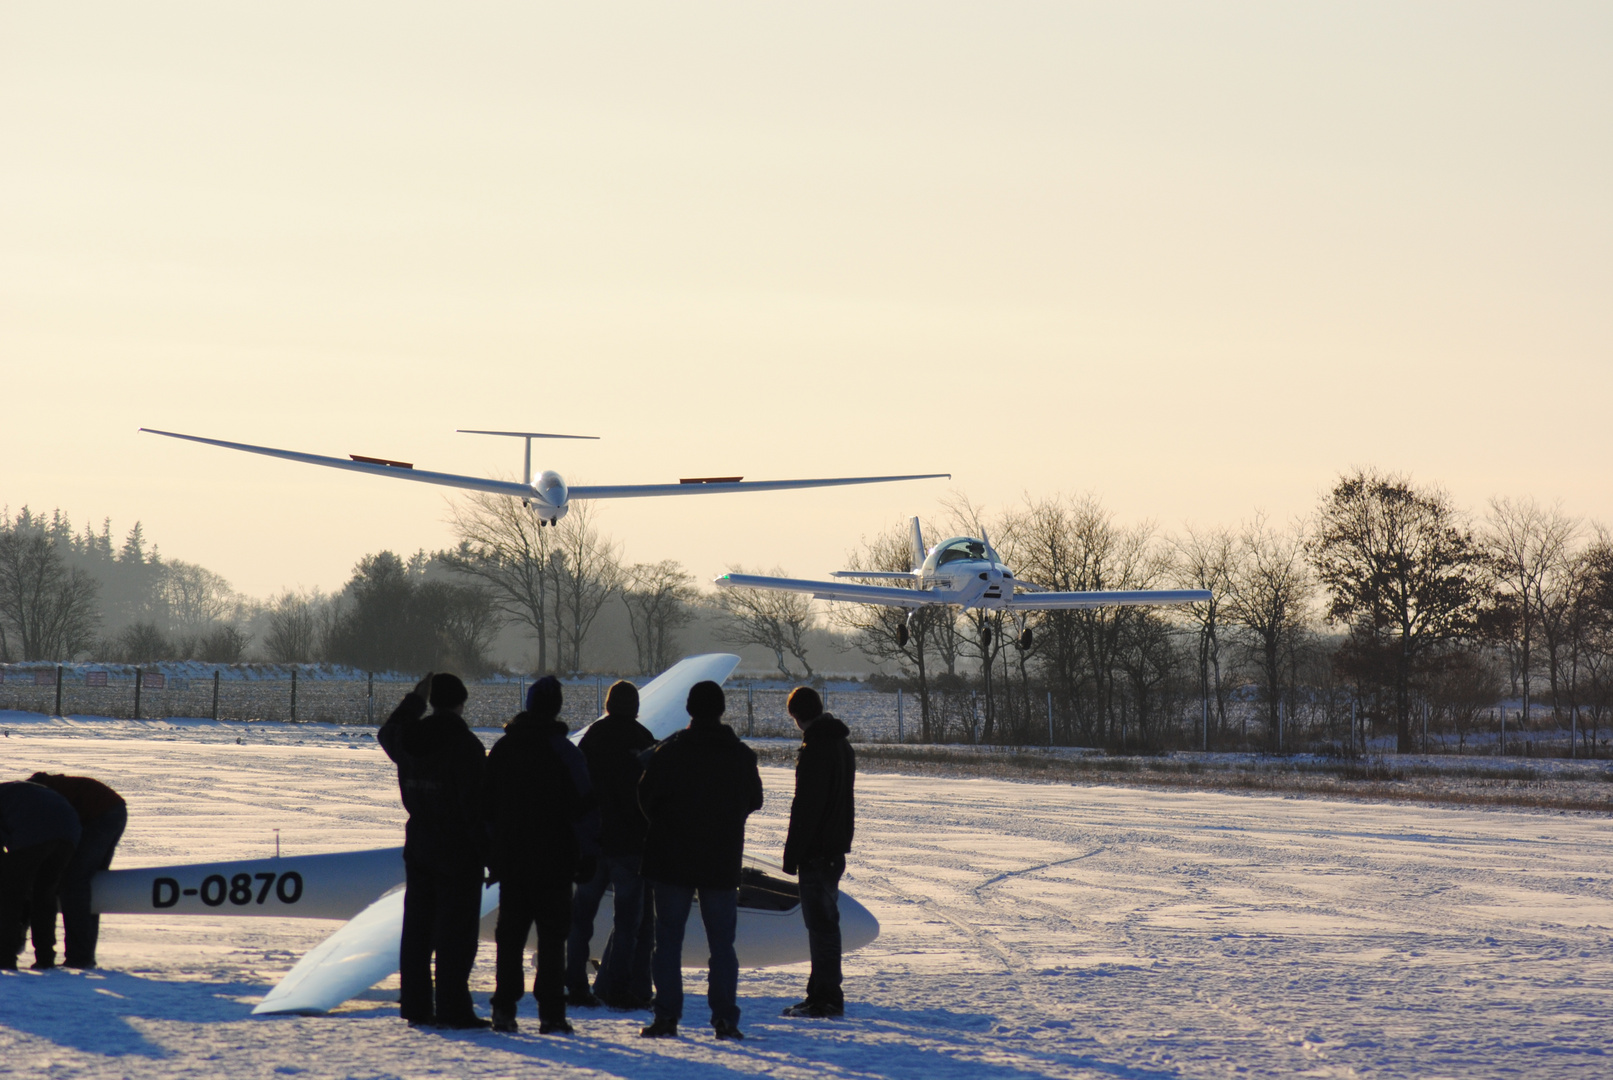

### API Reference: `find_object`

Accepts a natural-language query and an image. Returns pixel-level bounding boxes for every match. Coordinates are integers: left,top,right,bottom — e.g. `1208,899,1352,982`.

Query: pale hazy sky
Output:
3,2,1609,598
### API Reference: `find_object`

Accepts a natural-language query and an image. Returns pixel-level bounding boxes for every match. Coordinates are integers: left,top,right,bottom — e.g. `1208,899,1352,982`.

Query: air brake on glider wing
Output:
715,517,1211,647
139,427,948,524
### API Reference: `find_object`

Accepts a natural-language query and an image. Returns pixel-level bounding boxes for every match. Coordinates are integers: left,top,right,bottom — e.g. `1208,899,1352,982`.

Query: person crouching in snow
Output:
484,676,599,1034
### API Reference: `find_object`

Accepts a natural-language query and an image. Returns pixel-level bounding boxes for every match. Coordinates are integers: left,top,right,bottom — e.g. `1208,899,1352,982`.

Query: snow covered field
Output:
3,724,1612,1079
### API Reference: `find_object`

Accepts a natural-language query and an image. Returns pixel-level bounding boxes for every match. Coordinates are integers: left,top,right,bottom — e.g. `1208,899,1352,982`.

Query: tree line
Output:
823,471,1613,755
8,467,1613,760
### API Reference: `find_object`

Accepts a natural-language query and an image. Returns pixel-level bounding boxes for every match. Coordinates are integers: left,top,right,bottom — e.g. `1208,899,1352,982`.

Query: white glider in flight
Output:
140,427,948,524
88,654,880,1015
717,517,1210,647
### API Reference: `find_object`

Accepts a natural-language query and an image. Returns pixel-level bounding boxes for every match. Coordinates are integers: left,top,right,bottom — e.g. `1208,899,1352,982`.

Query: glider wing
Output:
716,572,936,608
1009,588,1212,610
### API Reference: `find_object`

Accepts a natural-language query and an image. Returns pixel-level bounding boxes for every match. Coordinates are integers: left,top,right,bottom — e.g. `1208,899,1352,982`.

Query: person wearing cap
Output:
0,780,82,970
25,772,127,969
484,676,599,1034
567,679,656,1010
636,680,764,1041
378,671,489,1029
778,685,856,1019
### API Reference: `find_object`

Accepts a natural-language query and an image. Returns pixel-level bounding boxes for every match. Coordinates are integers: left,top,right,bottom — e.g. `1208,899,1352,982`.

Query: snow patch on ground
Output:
2,732,1612,1078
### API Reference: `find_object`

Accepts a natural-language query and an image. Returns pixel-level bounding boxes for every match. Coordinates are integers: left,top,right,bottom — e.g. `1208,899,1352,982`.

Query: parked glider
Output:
716,517,1210,647
87,654,879,1015
139,427,947,524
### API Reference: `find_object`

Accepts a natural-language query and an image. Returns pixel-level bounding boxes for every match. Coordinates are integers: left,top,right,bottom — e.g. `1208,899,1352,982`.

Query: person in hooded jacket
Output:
636,681,763,1041
779,685,855,1019
483,676,600,1034
0,780,82,970
26,772,126,969
378,671,489,1029
567,679,656,1010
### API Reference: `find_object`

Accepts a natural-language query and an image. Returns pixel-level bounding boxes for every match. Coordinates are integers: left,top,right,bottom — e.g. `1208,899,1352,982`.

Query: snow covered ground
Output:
3,725,1612,1078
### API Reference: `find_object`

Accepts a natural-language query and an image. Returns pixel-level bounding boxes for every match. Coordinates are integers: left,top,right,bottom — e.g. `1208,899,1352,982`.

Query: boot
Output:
491,1003,519,1033
640,1017,679,1038
713,1018,745,1040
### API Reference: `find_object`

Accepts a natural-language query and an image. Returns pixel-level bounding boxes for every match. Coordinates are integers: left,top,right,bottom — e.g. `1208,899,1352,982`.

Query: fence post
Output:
290,667,298,723
746,684,754,737
1047,690,1054,747
134,670,142,720
596,677,603,716
1351,699,1357,755
1422,701,1428,754
212,671,220,721
1202,694,1208,752
897,687,904,744
55,665,63,717
1278,699,1284,753
368,672,375,724
1501,706,1507,756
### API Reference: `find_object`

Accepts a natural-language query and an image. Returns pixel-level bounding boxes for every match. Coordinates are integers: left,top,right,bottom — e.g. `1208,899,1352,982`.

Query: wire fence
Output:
2,663,1604,755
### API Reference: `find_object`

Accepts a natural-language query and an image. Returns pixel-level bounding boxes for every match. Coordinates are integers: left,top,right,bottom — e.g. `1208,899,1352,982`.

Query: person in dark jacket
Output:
637,681,764,1040
484,676,599,1034
778,685,856,1018
0,780,82,970
567,679,656,1010
378,671,489,1029
26,772,126,968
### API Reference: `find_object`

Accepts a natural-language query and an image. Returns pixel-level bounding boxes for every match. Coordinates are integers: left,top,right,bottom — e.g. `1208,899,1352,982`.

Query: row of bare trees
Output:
826,472,1613,755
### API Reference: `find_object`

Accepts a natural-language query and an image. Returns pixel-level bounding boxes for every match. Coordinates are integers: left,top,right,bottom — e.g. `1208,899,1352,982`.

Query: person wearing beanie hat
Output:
636,680,763,1040
377,671,490,1029
484,674,600,1034
779,685,856,1019
568,680,657,1010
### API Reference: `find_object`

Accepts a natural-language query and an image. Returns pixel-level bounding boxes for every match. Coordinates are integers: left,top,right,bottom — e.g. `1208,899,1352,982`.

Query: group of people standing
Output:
0,772,127,971
378,672,855,1040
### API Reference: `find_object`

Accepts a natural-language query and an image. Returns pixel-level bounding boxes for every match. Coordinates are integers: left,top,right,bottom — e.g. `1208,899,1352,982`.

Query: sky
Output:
3,2,1609,598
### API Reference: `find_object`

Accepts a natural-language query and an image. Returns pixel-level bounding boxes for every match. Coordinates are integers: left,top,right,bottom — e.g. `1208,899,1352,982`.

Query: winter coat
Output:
577,712,655,857
378,692,489,872
484,711,600,884
28,774,125,824
638,719,764,889
782,714,855,874
0,781,83,852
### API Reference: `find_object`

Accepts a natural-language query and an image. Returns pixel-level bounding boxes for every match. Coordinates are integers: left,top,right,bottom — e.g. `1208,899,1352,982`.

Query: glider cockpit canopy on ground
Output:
139,427,948,525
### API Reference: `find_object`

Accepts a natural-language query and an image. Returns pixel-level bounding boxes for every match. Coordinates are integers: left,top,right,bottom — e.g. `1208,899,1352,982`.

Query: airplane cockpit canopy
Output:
925,537,990,571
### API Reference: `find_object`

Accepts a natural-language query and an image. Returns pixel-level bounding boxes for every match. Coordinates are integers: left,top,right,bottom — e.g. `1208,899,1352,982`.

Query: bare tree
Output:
1224,515,1313,751
1170,525,1237,746
1310,469,1484,752
446,491,556,670
623,560,698,674
264,590,326,663
829,522,939,740
716,567,817,679
0,525,101,661
547,502,623,673
1485,497,1581,728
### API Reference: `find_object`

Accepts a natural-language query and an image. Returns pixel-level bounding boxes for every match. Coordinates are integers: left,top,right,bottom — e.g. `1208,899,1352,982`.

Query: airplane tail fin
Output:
910,517,926,571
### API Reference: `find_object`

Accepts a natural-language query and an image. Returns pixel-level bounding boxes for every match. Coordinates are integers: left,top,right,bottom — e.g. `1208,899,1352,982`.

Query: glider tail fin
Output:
910,517,926,571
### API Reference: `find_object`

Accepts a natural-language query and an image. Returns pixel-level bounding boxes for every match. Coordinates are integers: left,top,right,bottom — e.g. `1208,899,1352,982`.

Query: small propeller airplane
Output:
716,517,1210,647
139,428,947,525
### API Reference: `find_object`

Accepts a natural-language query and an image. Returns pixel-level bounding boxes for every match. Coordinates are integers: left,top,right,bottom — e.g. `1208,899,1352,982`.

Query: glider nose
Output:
840,891,880,954
531,470,569,522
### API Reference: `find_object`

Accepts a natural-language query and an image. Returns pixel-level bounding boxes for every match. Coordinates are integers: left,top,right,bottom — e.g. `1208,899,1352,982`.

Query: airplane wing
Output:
140,429,533,499
716,572,937,608
829,571,921,581
567,475,947,500
1008,588,1212,610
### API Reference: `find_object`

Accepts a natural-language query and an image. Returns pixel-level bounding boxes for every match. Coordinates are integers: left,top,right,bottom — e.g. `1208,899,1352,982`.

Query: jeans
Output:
595,884,654,1001
492,876,572,1022
650,881,739,1027
567,853,646,998
0,838,75,967
398,861,483,1023
59,805,127,965
798,855,845,1008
